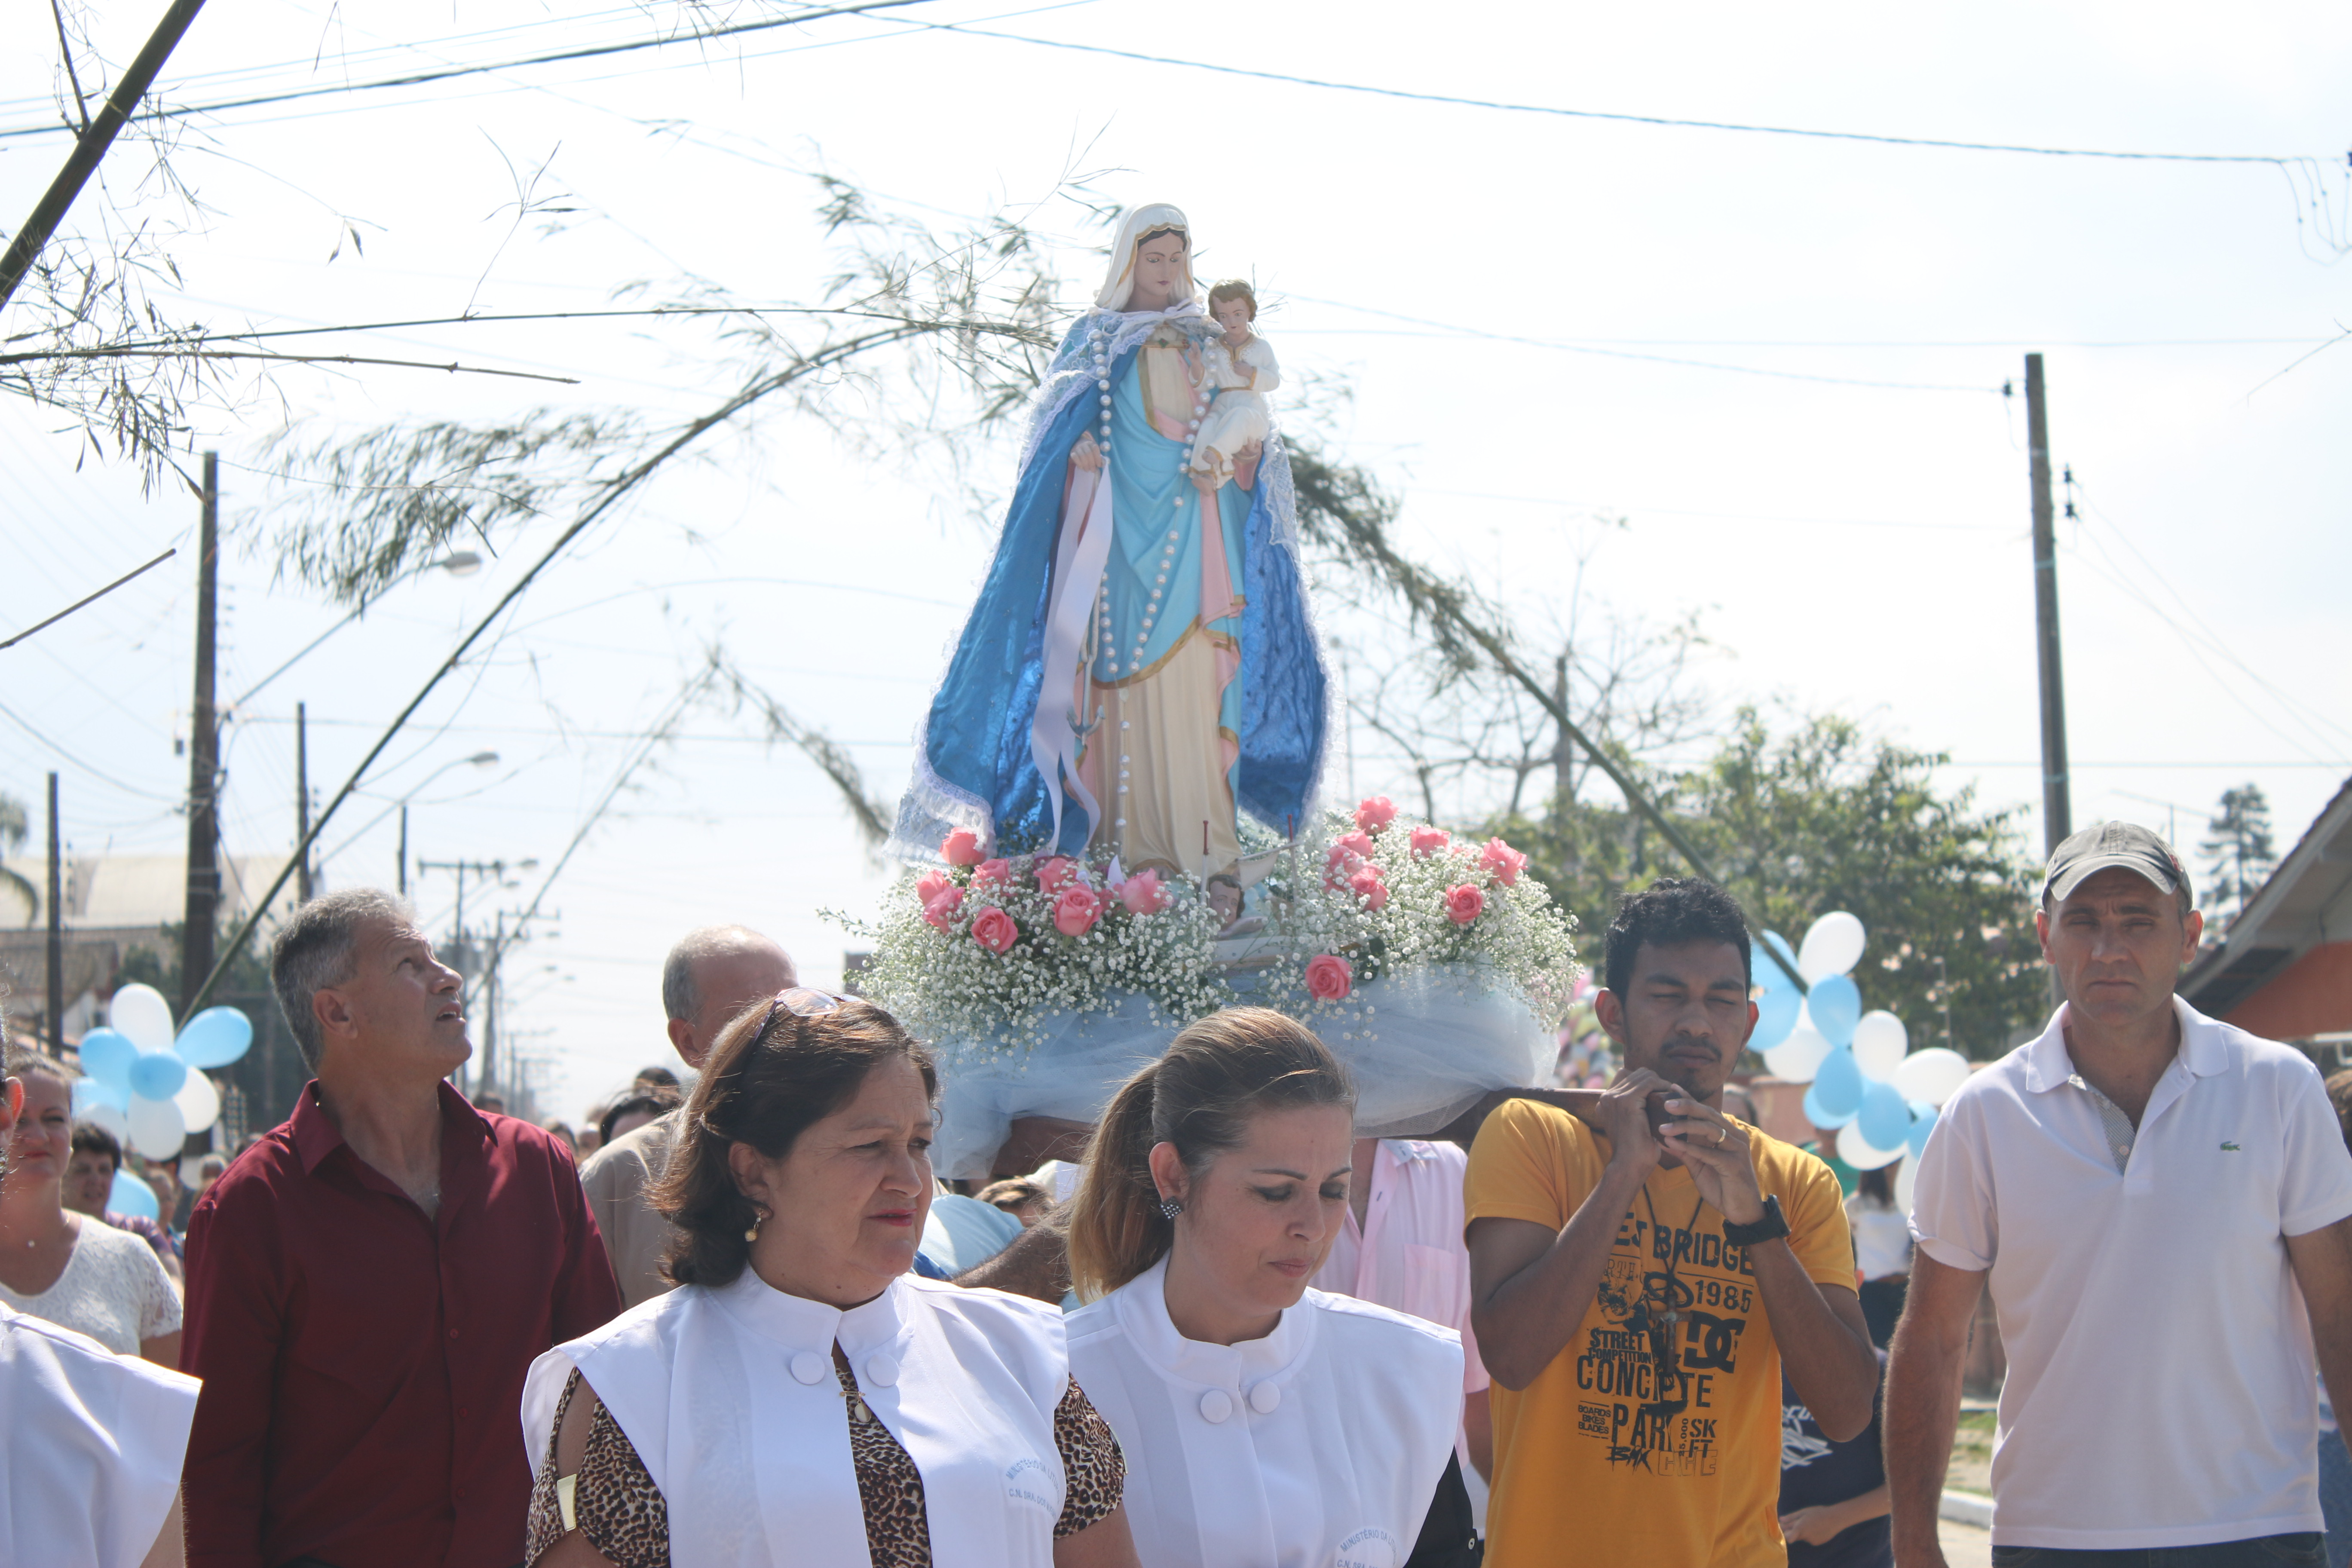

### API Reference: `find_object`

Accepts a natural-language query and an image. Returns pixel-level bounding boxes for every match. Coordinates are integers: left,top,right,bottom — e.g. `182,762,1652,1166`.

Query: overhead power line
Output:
905,20,2327,168
0,0,931,141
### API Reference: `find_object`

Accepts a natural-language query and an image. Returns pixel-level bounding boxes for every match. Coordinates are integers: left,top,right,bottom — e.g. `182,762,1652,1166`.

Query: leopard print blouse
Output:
524,1360,1125,1568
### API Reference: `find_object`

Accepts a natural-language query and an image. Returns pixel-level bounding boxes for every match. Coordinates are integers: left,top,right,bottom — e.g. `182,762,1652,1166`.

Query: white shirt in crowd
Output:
0,1300,198,1566
1910,996,2352,1550
524,1268,1071,1568
1068,1254,1463,1568
0,1212,181,1355
1845,1191,1913,1282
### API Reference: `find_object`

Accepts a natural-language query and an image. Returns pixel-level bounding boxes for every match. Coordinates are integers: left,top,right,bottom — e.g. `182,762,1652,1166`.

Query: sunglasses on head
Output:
756,986,843,1037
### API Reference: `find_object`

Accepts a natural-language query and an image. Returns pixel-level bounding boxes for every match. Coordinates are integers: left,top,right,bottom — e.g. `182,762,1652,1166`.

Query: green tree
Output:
2199,784,2278,921
1490,709,2047,1059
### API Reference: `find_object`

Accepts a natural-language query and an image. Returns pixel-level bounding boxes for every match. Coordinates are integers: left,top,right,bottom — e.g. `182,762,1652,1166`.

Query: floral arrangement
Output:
841,801,1580,1060
1253,797,1581,1034
832,830,1228,1054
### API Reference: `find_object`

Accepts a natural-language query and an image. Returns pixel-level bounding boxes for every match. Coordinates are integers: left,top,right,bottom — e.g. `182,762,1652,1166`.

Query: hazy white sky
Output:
3,0,2346,1120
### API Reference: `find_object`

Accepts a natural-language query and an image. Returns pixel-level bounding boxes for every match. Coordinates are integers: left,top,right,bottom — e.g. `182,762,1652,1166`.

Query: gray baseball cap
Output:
2042,821,2193,906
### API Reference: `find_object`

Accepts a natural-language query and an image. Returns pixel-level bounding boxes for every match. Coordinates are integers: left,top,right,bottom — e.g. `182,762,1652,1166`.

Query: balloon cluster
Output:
1746,911,1971,1206
69,983,253,1220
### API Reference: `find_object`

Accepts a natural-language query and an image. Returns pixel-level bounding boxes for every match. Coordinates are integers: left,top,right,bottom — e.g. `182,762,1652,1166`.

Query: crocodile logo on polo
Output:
2220,1142,2242,1152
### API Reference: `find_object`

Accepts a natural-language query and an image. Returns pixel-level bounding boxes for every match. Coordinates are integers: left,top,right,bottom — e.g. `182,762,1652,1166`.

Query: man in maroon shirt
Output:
183,889,621,1568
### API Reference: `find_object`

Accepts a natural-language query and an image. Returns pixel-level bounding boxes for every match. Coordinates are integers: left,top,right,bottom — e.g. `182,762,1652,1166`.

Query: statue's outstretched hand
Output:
1070,431,1105,472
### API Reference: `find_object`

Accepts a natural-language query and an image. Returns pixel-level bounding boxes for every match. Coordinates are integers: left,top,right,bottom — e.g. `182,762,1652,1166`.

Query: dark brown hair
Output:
2326,1069,2352,1157
1067,1008,1354,1301
650,995,937,1288
1206,279,1256,319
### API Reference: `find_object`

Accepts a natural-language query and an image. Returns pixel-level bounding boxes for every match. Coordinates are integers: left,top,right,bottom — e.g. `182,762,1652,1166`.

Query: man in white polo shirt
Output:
1887,822,2352,1568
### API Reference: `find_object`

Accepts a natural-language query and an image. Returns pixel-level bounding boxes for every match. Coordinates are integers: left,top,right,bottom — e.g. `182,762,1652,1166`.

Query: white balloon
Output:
108,983,178,1053
1891,1047,1973,1107
1797,911,1867,983
174,1067,220,1135
1837,1120,1905,1170
1851,1011,1910,1081
1763,1025,1833,1084
83,1101,130,1142
1894,1153,1918,1216
127,1095,186,1161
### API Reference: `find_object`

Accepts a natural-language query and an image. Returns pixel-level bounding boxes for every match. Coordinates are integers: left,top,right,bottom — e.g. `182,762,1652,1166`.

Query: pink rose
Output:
1478,838,1528,888
915,869,952,906
1444,884,1485,925
1349,866,1389,912
1355,796,1399,833
941,829,985,867
973,858,1011,888
1035,856,1079,893
1305,953,1354,1002
921,886,965,930
970,906,1018,953
1054,885,1104,936
1410,825,1451,859
1118,869,1170,915
1323,831,1376,888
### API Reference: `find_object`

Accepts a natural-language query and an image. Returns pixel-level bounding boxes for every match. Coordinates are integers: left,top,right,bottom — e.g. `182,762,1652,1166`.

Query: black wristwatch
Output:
1722,1194,1789,1247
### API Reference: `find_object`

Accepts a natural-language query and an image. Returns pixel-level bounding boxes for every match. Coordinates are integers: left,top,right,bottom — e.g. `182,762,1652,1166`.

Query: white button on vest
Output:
790,1351,826,1385
866,1354,900,1388
1248,1381,1281,1415
1197,1388,1233,1423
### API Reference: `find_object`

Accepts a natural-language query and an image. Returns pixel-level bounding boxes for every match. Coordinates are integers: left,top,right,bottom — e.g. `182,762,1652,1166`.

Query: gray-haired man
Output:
580,923,794,1307
182,888,619,1568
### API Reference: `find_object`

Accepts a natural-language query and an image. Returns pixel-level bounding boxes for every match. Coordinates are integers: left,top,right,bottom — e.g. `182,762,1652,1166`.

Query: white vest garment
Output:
521,1271,1070,1568
0,1302,199,1568
1067,1256,1464,1568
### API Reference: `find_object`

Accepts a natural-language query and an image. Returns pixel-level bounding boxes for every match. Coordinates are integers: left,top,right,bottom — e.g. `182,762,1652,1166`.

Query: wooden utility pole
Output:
2024,354,2072,854
44,773,62,1053
181,451,220,1012
295,702,314,903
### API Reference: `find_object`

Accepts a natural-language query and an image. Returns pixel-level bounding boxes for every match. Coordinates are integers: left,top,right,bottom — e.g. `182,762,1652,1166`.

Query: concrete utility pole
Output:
295,702,314,903
413,858,531,1101
181,451,221,1012
2024,354,2071,855
45,773,62,1053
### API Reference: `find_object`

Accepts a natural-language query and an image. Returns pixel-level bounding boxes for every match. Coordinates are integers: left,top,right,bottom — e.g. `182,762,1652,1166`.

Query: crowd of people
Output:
3,819,2349,1568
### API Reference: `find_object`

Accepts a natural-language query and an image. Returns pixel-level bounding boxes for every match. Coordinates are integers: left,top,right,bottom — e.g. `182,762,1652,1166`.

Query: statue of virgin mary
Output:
891,203,1327,875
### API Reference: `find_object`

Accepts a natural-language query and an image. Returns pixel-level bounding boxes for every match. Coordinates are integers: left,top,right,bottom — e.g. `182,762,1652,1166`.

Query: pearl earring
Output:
1158,1198,1182,1220
744,1207,766,1244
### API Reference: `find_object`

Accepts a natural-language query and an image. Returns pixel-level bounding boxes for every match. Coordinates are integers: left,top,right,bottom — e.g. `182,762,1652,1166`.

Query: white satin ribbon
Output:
1029,462,1115,847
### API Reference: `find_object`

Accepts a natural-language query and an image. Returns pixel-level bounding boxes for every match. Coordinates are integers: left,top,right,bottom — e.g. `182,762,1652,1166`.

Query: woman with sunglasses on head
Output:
1063,1008,1473,1568
520,989,1140,1568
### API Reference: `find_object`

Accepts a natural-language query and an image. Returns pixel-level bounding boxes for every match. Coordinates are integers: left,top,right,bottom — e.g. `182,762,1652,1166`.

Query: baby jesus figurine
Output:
1188,279,1280,490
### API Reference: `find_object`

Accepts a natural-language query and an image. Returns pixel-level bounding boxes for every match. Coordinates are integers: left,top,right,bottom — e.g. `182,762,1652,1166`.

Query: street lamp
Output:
310,751,501,891
233,552,486,708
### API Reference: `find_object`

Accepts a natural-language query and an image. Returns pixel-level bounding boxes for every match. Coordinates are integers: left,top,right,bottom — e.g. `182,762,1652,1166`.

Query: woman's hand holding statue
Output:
1070,430,1105,472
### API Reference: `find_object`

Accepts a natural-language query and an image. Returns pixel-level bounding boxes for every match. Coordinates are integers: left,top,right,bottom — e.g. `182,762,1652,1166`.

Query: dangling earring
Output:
744,1206,767,1244
1158,1197,1182,1221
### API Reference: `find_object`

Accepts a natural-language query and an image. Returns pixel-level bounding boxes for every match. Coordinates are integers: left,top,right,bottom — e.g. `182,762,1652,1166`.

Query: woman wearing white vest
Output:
1064,1009,1470,1568
520,989,1139,1568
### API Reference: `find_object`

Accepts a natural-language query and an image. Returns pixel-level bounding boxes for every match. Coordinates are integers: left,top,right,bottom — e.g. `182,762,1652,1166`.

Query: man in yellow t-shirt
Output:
1467,878,1878,1567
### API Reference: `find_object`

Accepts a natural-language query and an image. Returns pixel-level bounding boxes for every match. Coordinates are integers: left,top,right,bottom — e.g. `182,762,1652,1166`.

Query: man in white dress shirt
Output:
1887,822,2352,1567
0,1050,199,1566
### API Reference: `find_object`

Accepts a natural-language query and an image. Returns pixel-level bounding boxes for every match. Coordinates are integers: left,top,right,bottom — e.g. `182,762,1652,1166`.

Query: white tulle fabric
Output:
929,968,1553,1178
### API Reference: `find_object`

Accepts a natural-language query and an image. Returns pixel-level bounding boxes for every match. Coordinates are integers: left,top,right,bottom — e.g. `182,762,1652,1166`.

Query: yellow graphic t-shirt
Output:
1464,1098,1856,1568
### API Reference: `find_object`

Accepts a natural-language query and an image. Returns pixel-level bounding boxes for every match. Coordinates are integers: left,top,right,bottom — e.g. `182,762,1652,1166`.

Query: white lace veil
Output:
1095,202,1196,311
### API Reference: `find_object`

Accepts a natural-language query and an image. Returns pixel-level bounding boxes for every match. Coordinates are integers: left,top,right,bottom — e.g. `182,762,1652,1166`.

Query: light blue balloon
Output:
1803,1081,1857,1129
1750,984,1801,1051
175,1006,254,1069
71,1075,129,1116
1906,1101,1939,1159
108,1168,160,1221
1755,931,1800,992
1807,974,1863,1047
129,1049,188,1102
1858,1080,1911,1151
79,1027,137,1092
1810,1045,1865,1118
